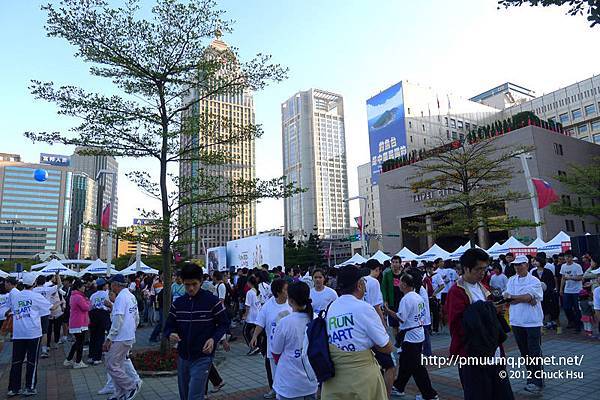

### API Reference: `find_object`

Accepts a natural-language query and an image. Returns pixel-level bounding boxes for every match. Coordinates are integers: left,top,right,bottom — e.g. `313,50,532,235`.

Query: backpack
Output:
303,303,335,383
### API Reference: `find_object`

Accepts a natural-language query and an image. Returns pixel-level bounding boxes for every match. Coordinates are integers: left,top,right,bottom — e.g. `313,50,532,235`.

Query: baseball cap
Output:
513,255,529,264
337,265,362,291
21,272,38,287
109,274,126,284
96,278,107,287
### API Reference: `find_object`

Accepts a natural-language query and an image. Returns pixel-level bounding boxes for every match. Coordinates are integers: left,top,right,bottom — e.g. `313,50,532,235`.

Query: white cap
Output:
21,272,38,287
513,255,529,264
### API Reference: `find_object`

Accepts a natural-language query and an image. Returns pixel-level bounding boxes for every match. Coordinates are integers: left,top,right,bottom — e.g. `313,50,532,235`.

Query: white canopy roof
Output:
368,250,391,263
38,259,79,277
120,261,159,276
78,259,117,276
0,269,8,278
487,237,526,257
395,247,420,261
448,241,473,260
537,231,571,255
528,238,546,249
32,259,95,270
416,244,450,262
335,253,367,268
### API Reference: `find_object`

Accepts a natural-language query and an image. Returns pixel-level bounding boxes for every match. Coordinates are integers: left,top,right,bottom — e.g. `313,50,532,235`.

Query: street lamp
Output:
96,169,117,275
345,196,367,257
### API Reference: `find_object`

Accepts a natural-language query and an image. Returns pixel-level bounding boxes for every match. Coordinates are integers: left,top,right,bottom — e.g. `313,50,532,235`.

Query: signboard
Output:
40,153,71,166
561,241,571,253
133,218,156,226
206,246,227,273
367,82,407,184
226,235,284,270
510,247,537,257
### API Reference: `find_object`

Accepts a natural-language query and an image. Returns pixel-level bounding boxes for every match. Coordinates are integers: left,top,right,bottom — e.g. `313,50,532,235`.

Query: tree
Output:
283,233,325,269
498,0,600,27
550,157,600,221
393,138,538,248
25,0,301,352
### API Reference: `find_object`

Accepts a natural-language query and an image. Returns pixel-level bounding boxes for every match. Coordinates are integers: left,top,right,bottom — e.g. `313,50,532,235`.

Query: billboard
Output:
40,153,71,167
367,82,407,184
206,246,227,272
226,235,284,270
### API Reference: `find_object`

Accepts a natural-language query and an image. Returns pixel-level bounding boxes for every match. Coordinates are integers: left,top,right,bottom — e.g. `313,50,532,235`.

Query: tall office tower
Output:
179,37,256,258
357,162,382,251
70,148,119,259
69,173,98,259
282,89,350,239
0,153,73,259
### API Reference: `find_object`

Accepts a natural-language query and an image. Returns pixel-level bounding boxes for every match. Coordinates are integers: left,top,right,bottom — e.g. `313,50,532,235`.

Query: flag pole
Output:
517,153,543,240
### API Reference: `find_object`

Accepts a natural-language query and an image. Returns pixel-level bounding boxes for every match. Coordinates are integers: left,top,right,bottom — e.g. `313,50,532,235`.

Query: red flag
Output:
355,216,363,236
532,178,559,209
74,241,80,255
101,203,111,229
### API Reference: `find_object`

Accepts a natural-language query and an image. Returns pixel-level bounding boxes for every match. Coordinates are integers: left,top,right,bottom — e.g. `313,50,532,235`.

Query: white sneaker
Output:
73,361,89,369
391,387,405,397
263,389,276,399
63,359,73,367
97,386,114,395
524,383,541,394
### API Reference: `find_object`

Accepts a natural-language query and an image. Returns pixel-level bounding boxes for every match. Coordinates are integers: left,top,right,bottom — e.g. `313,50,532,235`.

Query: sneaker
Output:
7,390,21,397
22,388,37,396
391,387,405,397
97,386,114,395
524,383,542,394
263,389,276,399
73,361,89,369
63,359,74,367
123,383,141,400
93,360,103,366
50,343,58,350
247,347,261,356
40,351,49,359
210,382,225,393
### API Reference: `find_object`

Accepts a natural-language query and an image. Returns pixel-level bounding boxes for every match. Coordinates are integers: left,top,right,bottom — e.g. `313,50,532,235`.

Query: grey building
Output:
69,173,98,259
378,125,600,254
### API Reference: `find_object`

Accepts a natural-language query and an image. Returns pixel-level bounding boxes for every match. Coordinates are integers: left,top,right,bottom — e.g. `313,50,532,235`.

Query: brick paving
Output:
0,324,599,399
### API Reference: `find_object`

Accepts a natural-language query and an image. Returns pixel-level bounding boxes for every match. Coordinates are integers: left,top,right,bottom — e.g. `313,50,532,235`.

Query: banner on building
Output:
226,235,284,270
40,153,71,167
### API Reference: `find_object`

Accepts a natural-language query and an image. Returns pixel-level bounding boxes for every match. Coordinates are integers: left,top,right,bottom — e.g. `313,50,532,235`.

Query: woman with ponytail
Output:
271,282,318,400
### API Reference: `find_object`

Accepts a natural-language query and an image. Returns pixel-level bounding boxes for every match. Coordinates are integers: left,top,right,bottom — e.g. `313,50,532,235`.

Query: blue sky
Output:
1,0,599,230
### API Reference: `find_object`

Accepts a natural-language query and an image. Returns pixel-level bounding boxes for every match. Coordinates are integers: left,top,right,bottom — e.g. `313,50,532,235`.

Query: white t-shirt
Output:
271,312,318,398
544,263,556,275
128,282,137,293
11,290,52,339
111,289,138,342
255,297,292,359
215,283,227,301
363,275,384,307
560,263,584,294
490,274,508,292
506,273,544,328
0,293,10,321
464,281,486,302
258,282,272,305
326,294,389,352
310,286,338,314
33,285,58,317
90,290,110,311
418,286,432,326
432,268,458,298
397,291,425,343
594,287,600,311
245,289,261,324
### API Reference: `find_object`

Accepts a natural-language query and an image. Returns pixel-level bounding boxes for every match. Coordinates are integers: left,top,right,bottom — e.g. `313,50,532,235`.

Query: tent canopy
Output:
448,241,475,260
120,261,159,276
487,237,525,256
528,238,546,249
368,250,391,263
0,269,8,278
395,247,419,261
537,231,570,256
78,259,117,276
38,259,79,277
416,244,450,262
336,253,367,268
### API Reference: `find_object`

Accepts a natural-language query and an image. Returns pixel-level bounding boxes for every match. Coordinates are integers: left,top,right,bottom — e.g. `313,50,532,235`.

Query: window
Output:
458,120,464,129
407,107,411,115
578,124,588,134
444,117,448,126
422,124,426,131
459,133,465,140
594,134,600,144
572,109,582,119
424,138,427,145
446,130,450,139
410,136,413,143
558,170,567,177
559,113,569,124
465,122,470,131
565,220,575,232
585,104,596,115
450,119,456,128
561,195,571,206
592,120,600,131
553,143,563,155
452,131,458,140
582,220,586,233
409,121,412,128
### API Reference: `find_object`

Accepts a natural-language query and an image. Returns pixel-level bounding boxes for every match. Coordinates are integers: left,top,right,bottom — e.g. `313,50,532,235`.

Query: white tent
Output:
487,237,526,257
119,261,159,276
368,250,391,263
38,259,79,277
395,247,420,261
416,244,450,262
32,259,95,270
335,253,367,268
78,259,117,276
448,241,475,260
502,236,526,249
537,231,570,256
528,237,546,250
0,269,8,278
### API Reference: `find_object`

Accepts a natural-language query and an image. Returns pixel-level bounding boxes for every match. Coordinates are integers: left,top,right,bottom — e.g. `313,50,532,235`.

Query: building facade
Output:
470,82,536,110
357,162,382,251
378,125,600,254
0,155,73,259
179,37,256,258
68,173,97,259
282,89,350,240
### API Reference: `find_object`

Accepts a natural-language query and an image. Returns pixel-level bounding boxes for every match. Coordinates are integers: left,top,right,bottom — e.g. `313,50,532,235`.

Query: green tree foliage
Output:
498,0,600,27
550,157,600,221
284,233,325,268
24,0,302,352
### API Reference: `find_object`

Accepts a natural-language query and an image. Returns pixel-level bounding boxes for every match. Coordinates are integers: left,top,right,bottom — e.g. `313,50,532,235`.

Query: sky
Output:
1,0,599,231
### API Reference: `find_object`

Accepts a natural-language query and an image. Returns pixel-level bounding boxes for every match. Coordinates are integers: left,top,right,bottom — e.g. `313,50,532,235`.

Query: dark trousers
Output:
9,338,41,392
562,293,582,328
242,322,256,347
205,363,224,393
512,326,543,387
394,341,437,400
430,298,440,332
422,325,432,356
89,309,110,361
265,356,273,388
459,364,514,400
47,317,62,346
150,309,163,341
67,332,85,363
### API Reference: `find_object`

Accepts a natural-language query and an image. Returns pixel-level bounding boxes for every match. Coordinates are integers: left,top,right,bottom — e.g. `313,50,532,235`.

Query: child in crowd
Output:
579,285,595,337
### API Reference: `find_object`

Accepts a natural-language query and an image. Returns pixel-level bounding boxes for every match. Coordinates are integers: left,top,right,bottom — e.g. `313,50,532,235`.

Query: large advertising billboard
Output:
367,82,407,184
206,246,227,272
226,235,284,270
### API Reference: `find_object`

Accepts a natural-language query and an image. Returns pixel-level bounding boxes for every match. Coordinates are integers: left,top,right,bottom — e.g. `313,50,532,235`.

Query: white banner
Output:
206,246,227,272
226,235,284,270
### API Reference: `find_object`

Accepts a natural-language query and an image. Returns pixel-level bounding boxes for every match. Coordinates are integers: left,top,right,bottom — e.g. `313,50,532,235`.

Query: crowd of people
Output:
0,247,598,400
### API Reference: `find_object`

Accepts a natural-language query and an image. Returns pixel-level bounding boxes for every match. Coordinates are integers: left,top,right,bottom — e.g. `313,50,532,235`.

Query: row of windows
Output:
1,202,59,210
564,219,599,233
557,102,598,123
2,195,59,204
3,183,61,193
535,87,599,114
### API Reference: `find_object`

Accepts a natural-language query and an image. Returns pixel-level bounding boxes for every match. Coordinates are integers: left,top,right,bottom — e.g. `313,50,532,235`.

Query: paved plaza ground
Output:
0,324,599,400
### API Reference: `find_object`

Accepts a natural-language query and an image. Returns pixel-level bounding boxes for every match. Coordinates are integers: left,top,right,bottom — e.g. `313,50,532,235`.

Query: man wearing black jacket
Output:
164,264,230,400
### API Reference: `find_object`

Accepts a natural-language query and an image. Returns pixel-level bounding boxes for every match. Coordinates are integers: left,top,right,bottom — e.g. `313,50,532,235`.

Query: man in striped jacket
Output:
164,264,230,400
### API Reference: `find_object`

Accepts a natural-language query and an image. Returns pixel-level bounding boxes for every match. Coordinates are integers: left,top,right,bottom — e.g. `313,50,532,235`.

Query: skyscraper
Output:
282,89,350,239
179,37,256,258
69,173,98,259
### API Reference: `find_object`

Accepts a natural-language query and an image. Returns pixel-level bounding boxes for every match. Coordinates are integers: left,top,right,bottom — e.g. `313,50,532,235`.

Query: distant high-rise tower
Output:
179,37,256,258
282,89,350,239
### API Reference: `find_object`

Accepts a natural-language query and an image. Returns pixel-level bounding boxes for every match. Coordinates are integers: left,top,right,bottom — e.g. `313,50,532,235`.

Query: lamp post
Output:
345,196,367,257
96,169,117,275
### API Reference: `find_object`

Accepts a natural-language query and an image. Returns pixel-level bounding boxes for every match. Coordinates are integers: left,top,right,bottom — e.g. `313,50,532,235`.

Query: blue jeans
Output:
177,356,213,400
562,293,582,329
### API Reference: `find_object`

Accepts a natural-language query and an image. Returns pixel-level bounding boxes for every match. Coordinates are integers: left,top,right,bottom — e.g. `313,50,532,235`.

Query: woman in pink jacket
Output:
64,279,90,369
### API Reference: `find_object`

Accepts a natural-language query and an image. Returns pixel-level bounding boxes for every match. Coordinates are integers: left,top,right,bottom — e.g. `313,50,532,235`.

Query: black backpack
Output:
305,303,335,383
